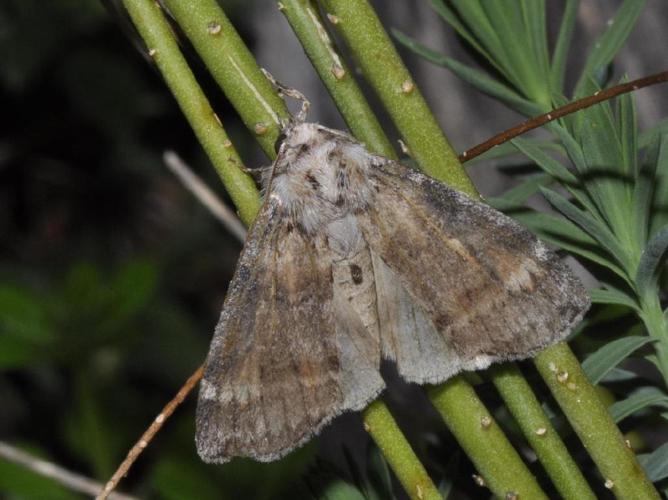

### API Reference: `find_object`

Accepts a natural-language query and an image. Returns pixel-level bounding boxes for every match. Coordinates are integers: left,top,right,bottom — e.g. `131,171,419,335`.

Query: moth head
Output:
273,123,327,166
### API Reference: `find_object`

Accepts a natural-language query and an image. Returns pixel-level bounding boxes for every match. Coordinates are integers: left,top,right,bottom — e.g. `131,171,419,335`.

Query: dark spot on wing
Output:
349,264,363,285
336,169,347,189
434,312,452,331
293,220,308,235
327,149,339,162
305,172,320,190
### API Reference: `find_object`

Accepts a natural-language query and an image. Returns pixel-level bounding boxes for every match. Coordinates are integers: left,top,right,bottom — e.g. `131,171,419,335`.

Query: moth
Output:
195,116,590,464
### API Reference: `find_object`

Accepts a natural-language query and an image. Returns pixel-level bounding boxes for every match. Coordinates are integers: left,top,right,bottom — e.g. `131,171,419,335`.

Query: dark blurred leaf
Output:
320,480,367,500
0,285,55,368
367,446,394,500
64,376,115,479
106,259,158,332
0,0,106,90
437,450,460,499
152,455,225,500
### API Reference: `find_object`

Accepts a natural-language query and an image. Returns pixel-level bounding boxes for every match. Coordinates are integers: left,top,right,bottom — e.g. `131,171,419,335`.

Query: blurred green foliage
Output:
3,0,668,499
0,1,317,498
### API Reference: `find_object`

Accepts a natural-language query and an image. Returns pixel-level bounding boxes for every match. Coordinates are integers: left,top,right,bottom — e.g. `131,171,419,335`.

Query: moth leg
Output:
260,68,310,123
240,164,271,183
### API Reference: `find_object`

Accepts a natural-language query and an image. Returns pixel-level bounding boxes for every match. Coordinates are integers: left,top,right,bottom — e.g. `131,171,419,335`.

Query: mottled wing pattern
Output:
359,159,590,383
196,200,383,463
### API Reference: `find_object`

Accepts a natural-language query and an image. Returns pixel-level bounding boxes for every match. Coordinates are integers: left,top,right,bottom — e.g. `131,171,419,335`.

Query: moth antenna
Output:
260,68,311,124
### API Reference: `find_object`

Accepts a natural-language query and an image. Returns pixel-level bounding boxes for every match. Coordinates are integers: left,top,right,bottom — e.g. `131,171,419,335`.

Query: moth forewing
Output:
358,158,589,374
196,122,589,463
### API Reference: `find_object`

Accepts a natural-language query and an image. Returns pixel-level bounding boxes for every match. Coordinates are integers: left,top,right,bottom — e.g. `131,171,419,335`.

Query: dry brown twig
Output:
163,150,247,243
99,151,246,498
96,365,204,500
459,70,668,162
0,441,138,500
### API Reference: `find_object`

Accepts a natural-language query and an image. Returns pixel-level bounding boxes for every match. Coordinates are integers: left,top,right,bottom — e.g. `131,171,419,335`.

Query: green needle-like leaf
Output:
541,187,630,270
511,210,628,278
640,118,668,149
581,336,654,384
635,224,668,296
512,137,578,183
429,0,496,70
609,386,668,423
550,0,579,92
589,287,639,310
574,0,647,96
393,31,541,116
649,135,668,237
638,442,668,482
486,173,553,210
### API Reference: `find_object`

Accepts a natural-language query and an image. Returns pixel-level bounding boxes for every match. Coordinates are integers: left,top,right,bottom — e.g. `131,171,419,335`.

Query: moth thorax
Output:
271,129,375,234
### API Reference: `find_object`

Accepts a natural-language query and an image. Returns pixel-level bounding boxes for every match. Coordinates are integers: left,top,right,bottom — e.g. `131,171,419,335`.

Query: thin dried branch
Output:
97,365,204,500
0,441,137,500
163,150,247,243
459,70,668,162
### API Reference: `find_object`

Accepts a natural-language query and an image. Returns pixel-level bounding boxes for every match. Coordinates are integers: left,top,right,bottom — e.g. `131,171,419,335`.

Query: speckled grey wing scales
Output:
195,199,384,463
359,159,590,384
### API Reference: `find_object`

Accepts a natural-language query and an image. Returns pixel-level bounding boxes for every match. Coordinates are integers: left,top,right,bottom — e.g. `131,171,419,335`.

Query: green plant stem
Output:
279,0,396,158
121,0,260,225
162,0,290,158
284,1,555,495
489,364,596,500
313,1,584,495
428,378,547,499
534,343,660,499
320,3,659,496
362,400,441,500
123,1,439,496
121,1,658,498
320,0,474,193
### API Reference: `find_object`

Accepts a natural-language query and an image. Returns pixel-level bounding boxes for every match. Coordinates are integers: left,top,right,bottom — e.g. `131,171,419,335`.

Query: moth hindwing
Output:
195,122,589,463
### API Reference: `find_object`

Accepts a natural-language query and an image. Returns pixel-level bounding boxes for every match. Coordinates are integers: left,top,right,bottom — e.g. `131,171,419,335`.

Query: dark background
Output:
1,1,666,498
